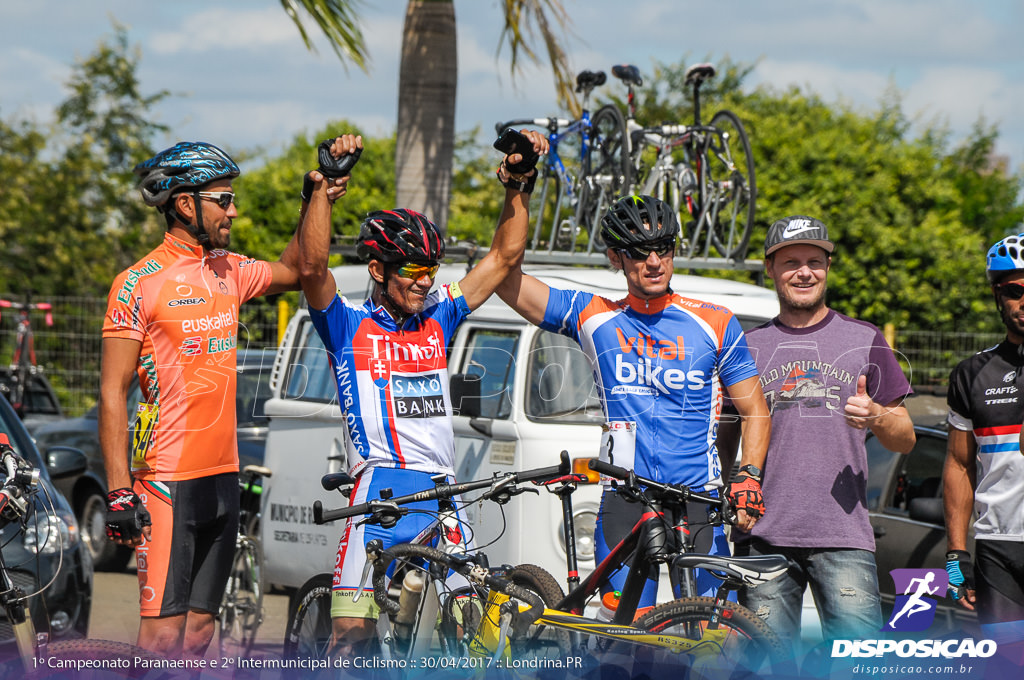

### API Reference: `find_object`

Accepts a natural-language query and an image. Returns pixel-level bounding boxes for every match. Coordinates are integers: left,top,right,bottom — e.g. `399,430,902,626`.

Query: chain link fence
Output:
0,295,281,417
895,330,1004,393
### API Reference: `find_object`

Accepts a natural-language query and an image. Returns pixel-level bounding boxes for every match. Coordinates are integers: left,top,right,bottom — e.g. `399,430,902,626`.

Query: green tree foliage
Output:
0,24,168,298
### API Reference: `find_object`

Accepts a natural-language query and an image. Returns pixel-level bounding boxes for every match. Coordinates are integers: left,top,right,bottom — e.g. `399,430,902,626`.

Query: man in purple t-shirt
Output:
719,215,915,644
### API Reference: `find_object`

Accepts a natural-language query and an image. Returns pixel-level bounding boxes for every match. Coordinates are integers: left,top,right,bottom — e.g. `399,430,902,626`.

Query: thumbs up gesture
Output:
844,374,875,430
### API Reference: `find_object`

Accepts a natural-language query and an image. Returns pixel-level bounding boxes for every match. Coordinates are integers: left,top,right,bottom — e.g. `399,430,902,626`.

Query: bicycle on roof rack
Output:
496,69,631,256
613,62,757,261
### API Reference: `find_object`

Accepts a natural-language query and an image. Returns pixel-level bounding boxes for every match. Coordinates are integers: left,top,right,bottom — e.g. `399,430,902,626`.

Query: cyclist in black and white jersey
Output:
944,232,1024,628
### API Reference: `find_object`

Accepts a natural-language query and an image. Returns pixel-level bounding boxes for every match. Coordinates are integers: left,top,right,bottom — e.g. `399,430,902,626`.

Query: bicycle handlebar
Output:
587,458,733,520
313,454,571,525
495,118,572,136
0,435,40,524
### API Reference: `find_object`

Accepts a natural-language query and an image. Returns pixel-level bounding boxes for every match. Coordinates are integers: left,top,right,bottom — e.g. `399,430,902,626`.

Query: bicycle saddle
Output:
672,552,788,586
321,472,356,492
575,70,607,92
684,63,717,87
611,64,642,87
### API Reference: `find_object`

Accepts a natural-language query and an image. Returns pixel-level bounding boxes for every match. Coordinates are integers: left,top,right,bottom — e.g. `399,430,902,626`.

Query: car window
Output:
887,434,946,511
526,330,603,424
237,370,270,426
283,319,337,403
456,328,519,420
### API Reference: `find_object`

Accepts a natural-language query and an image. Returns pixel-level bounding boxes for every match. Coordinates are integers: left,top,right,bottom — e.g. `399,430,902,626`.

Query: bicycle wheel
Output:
35,639,170,679
579,104,631,240
704,110,756,260
218,537,264,657
506,564,572,660
632,596,784,676
283,573,334,659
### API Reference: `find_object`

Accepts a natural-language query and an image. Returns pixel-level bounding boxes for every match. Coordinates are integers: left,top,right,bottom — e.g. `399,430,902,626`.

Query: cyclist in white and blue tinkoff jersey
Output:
498,195,771,606
298,131,548,656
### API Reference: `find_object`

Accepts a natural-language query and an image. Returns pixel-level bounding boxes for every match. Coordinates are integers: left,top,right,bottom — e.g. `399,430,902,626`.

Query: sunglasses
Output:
614,241,676,261
196,191,236,209
396,262,440,279
996,282,1024,300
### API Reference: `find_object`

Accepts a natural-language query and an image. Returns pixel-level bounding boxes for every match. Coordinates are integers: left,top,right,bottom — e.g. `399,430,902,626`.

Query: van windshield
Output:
526,331,603,424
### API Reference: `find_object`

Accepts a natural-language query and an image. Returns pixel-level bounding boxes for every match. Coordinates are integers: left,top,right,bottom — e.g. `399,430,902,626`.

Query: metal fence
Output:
0,294,1007,417
0,295,280,417
895,330,1003,392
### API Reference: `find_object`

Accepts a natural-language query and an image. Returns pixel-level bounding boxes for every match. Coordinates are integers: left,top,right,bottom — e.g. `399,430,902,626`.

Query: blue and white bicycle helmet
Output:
134,141,240,246
986,233,1024,283
134,141,240,208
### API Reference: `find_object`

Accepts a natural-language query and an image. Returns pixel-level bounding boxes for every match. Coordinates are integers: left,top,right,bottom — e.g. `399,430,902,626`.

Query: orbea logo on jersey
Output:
883,568,947,632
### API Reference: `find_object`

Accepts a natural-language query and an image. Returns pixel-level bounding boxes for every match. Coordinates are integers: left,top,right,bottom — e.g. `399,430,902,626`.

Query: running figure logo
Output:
883,568,949,632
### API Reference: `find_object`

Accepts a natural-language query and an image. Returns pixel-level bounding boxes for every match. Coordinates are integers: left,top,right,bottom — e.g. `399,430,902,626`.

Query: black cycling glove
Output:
105,487,151,542
317,139,362,178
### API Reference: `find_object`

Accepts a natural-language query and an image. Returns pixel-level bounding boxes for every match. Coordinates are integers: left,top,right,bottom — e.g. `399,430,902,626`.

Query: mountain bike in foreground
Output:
0,433,167,678
284,457,571,660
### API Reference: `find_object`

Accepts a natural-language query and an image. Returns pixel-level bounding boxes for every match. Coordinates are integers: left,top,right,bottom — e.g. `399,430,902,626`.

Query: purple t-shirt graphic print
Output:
735,310,913,551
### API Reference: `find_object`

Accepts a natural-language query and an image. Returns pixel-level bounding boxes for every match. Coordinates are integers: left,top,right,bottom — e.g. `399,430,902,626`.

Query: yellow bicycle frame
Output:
468,589,734,662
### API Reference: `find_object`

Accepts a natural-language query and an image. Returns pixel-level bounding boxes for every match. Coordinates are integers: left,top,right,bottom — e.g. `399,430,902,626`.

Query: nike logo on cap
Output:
782,219,819,238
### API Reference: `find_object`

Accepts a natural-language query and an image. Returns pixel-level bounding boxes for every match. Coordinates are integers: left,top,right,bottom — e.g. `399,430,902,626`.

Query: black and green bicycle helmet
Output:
600,195,679,249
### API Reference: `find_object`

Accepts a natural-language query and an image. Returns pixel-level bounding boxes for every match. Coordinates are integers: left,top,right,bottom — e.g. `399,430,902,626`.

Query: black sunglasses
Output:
614,241,676,261
996,282,1024,300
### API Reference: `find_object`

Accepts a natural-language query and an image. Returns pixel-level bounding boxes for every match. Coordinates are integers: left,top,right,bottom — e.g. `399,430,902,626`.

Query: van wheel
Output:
78,491,132,571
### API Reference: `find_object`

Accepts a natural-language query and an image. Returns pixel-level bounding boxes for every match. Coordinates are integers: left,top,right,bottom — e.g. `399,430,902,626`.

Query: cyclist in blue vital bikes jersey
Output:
496,194,771,607
944,233,1024,634
297,131,547,656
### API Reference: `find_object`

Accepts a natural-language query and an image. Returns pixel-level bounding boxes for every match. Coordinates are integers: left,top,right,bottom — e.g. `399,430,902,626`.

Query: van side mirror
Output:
908,497,945,526
450,373,482,418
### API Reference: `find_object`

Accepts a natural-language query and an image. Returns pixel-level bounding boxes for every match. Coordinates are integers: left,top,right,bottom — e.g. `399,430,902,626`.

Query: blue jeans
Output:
735,539,882,643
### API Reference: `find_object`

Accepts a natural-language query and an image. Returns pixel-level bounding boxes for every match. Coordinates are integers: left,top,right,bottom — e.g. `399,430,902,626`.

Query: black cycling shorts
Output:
975,538,1024,625
134,473,239,617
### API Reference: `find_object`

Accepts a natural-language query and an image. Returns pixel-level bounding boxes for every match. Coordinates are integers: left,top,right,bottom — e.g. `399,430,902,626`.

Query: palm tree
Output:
281,0,574,232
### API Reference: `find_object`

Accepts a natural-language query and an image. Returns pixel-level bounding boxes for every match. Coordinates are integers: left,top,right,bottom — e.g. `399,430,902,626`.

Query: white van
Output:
259,262,780,610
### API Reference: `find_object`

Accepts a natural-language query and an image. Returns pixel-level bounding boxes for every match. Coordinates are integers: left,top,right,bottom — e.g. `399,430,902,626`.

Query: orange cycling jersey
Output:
102,233,272,481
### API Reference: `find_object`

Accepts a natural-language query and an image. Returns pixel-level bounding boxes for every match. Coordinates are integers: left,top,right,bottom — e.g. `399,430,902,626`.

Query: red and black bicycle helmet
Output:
356,209,445,264
600,194,679,249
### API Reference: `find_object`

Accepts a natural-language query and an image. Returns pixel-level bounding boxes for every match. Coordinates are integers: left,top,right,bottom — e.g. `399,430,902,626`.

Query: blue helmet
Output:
986,233,1024,284
134,141,240,209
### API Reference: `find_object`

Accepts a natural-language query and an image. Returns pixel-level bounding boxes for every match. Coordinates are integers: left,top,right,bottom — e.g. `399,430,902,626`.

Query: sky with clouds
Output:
1,0,1021,172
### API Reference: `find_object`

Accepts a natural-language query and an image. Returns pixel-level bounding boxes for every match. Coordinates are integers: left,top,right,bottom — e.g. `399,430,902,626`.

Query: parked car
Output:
32,348,275,571
867,420,975,633
0,391,93,645
0,366,64,434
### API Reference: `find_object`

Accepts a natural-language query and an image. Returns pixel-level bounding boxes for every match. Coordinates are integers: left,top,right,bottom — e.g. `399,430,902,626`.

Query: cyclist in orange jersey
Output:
99,141,349,657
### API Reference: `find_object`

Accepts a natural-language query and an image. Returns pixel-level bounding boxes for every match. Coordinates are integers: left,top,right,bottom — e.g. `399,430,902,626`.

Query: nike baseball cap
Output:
764,215,834,257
